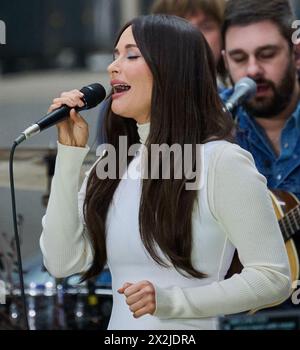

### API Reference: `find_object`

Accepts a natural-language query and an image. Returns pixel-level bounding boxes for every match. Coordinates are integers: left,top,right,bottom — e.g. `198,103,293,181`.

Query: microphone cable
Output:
9,141,29,330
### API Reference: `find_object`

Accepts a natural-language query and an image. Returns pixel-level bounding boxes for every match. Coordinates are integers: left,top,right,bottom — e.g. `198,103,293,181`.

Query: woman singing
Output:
40,15,291,330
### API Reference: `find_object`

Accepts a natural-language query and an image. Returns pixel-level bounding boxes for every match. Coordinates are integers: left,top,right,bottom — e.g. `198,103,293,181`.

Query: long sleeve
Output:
154,143,291,319
40,142,94,278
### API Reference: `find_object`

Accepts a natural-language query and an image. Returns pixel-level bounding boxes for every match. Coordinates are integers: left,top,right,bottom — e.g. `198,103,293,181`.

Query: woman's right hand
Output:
49,90,89,147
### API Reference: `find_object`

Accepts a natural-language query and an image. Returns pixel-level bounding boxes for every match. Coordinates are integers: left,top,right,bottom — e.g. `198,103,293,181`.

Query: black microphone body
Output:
225,77,257,113
37,105,77,131
15,83,106,145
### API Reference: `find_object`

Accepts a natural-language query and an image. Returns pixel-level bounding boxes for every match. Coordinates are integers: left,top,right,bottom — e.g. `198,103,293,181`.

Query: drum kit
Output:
0,147,112,330
0,275,113,330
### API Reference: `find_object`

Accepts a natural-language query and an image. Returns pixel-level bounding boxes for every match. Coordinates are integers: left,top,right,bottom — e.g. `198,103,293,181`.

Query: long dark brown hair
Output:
83,15,233,281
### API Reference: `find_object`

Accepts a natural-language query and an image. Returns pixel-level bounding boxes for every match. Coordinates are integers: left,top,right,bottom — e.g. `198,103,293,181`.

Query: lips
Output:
256,84,271,96
257,83,269,90
111,80,131,97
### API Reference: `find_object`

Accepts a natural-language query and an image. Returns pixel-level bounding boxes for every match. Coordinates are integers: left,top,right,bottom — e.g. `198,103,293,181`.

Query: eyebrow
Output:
113,44,138,55
228,45,281,57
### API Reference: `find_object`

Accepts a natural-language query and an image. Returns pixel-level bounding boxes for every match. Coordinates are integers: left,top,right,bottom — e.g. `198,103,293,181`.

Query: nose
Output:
189,18,198,27
188,17,202,31
107,59,120,76
246,56,264,79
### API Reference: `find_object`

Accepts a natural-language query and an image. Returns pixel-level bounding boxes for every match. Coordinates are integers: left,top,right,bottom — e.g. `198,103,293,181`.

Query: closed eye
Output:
111,55,141,62
231,54,247,63
259,50,277,60
127,56,141,60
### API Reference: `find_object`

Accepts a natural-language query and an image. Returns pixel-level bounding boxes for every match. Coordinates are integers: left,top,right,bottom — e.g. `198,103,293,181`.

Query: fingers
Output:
129,296,156,319
118,281,156,319
128,294,154,311
48,103,61,114
128,299,146,313
69,108,88,127
48,89,85,113
61,89,84,103
126,289,145,305
118,283,133,294
133,305,154,319
121,281,147,296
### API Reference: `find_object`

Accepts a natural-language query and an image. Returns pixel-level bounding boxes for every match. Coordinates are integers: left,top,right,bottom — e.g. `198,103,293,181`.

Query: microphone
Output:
15,83,106,145
225,77,257,112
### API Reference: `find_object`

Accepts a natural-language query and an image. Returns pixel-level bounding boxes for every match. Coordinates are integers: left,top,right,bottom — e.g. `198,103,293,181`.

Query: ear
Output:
294,43,300,71
222,49,229,70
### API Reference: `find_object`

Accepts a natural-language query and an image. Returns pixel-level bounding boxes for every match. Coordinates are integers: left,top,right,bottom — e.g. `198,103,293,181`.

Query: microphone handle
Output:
38,105,71,131
15,104,87,145
38,103,87,131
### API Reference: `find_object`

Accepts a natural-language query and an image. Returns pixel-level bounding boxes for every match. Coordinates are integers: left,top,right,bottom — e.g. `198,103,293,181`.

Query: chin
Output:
111,107,133,119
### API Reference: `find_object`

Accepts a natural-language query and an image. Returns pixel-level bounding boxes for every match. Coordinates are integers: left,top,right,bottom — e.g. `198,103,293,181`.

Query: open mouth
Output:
113,84,131,94
255,80,272,94
256,84,270,94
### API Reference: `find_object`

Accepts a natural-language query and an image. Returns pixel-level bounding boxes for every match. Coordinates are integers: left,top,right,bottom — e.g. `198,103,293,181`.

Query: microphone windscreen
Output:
235,77,257,98
81,83,106,109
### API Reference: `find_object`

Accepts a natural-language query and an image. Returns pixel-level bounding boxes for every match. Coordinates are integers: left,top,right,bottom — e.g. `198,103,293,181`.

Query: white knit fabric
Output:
40,127,291,330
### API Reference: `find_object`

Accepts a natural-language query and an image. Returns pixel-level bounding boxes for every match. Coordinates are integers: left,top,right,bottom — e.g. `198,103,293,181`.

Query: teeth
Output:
113,84,131,93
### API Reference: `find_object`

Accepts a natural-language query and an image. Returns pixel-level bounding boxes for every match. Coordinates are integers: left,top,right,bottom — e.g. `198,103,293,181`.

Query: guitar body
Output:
270,190,299,285
225,189,300,313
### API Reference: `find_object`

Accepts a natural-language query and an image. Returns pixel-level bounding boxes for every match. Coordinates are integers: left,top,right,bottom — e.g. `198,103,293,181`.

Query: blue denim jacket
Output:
221,89,300,200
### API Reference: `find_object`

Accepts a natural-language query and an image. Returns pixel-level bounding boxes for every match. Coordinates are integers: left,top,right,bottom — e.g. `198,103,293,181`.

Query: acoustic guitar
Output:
226,189,300,313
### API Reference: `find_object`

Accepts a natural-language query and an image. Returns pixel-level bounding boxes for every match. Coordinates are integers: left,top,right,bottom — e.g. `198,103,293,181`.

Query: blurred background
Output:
0,0,154,269
0,0,153,330
0,0,300,330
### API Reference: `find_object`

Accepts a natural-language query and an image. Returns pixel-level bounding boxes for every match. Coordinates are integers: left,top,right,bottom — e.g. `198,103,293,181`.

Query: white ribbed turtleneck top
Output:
40,123,291,330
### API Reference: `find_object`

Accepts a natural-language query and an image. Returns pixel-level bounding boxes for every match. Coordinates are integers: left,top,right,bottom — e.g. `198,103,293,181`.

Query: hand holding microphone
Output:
50,89,89,148
15,83,106,146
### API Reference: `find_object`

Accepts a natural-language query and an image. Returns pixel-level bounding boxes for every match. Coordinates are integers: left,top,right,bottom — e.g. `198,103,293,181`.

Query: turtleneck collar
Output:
137,122,150,145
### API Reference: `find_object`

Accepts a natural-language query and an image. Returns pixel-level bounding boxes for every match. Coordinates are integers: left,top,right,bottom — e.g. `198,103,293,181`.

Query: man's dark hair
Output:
222,0,296,49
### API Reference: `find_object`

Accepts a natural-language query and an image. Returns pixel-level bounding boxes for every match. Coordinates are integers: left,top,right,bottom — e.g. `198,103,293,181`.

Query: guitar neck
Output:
279,204,300,242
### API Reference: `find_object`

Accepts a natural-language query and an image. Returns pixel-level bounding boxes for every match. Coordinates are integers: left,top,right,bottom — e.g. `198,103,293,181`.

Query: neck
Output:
137,122,150,145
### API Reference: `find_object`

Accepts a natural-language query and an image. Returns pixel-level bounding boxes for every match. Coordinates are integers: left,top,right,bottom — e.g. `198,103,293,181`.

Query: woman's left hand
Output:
118,281,156,318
